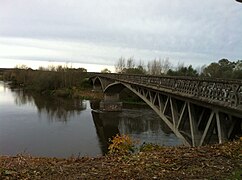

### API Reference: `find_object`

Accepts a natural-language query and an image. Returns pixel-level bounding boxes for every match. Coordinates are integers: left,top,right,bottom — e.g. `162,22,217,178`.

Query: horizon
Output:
0,58,115,72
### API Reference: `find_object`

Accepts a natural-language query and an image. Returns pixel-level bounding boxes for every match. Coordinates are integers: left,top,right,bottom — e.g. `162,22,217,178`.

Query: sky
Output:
0,0,241,72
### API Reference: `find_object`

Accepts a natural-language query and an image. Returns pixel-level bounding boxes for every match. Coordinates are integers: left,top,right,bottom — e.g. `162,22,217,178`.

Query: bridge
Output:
90,73,242,147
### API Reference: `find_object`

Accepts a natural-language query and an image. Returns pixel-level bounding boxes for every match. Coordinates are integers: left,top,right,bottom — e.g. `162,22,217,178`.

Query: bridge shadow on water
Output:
91,101,183,155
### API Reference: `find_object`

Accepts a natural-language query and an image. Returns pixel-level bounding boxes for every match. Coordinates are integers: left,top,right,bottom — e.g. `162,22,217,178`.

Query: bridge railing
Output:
97,73,242,109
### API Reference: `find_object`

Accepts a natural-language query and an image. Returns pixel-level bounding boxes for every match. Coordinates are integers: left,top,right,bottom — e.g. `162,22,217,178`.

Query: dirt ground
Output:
0,140,241,180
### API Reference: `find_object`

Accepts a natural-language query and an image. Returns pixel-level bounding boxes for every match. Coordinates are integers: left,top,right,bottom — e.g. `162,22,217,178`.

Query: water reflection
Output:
0,82,101,157
12,89,87,122
91,101,182,155
13,90,35,106
92,111,120,154
0,82,182,157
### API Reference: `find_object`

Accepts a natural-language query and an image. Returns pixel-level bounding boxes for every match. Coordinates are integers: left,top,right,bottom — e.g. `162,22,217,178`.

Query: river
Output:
0,81,182,158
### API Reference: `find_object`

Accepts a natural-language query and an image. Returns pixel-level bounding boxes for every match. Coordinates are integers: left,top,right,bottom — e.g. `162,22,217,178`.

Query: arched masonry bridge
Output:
90,73,242,147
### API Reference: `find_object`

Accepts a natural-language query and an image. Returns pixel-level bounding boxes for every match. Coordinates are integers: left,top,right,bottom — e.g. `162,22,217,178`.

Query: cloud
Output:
0,0,241,70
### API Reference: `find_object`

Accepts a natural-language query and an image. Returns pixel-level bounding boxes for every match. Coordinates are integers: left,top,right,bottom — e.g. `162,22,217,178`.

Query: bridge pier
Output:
100,93,123,111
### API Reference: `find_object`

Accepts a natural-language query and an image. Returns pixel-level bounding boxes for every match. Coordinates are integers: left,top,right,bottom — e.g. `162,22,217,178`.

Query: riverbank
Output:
6,81,103,100
1,140,241,179
52,88,103,100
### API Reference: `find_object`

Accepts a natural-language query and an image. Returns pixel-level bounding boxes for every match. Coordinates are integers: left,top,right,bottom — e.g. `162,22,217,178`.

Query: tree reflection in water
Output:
12,89,87,122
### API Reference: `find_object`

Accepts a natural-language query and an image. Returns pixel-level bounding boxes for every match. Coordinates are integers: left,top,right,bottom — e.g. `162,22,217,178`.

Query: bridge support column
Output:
100,93,123,111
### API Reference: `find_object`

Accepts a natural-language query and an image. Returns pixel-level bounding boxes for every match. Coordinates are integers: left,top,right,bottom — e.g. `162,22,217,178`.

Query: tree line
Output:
2,65,91,94
2,57,242,94
114,57,242,79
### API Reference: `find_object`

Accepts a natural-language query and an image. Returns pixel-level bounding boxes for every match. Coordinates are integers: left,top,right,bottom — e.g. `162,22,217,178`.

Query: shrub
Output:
108,134,137,155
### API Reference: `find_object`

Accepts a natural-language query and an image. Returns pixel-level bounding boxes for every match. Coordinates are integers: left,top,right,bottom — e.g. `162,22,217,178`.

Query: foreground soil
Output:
0,141,241,180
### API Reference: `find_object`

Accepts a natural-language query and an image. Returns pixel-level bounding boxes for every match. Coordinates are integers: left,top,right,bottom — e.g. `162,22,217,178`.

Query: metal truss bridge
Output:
90,73,242,147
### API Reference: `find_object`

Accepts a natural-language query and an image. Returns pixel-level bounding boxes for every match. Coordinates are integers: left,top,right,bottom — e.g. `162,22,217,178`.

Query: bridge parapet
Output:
96,73,242,112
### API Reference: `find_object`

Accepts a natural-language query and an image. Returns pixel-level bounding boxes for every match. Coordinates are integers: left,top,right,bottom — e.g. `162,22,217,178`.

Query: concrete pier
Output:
100,93,122,111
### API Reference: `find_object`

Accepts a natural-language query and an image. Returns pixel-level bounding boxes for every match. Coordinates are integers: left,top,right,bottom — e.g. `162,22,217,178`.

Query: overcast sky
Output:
0,0,241,71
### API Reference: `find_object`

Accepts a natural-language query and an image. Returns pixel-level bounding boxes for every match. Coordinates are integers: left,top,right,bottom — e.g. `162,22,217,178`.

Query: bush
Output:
108,134,137,155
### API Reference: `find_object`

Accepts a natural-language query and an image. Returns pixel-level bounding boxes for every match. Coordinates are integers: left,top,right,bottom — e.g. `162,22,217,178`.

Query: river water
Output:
0,81,182,158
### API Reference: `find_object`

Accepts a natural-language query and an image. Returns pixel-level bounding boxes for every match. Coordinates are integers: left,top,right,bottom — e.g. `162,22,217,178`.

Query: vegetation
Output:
202,59,242,79
2,65,96,98
2,58,242,94
108,134,138,155
147,58,171,75
115,57,146,74
13,90,102,122
101,68,111,73
115,57,242,79
167,64,198,77
0,140,241,179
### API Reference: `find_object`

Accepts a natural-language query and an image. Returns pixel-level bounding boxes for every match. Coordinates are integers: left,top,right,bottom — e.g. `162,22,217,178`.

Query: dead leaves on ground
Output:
0,141,241,179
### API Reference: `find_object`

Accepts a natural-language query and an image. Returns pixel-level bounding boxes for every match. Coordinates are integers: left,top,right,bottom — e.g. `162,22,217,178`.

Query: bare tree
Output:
115,57,126,73
137,59,146,74
161,57,171,74
138,59,145,69
196,65,206,75
126,57,135,69
147,58,171,75
48,65,56,71
153,59,161,75
175,62,185,72
147,59,162,75
15,64,28,69
147,61,151,75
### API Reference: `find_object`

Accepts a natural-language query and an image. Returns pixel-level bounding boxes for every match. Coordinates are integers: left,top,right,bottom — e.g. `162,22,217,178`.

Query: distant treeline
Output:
115,57,242,79
2,65,92,95
2,57,242,95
